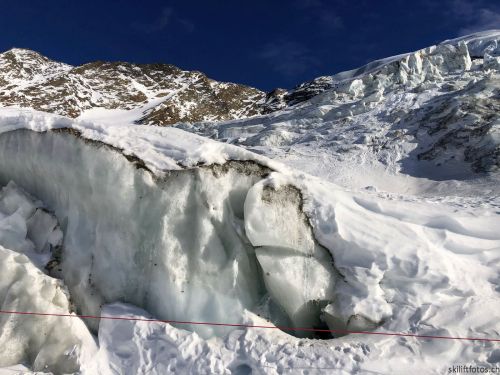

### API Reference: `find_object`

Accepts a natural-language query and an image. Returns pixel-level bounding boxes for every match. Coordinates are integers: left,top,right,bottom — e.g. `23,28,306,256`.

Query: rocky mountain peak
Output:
0,49,268,125
0,48,70,86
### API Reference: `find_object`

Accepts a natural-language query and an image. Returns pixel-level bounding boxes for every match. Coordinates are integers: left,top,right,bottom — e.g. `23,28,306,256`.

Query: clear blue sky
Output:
1,0,499,90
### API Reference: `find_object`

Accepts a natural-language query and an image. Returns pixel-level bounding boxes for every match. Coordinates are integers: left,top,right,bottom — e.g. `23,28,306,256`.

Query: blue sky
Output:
1,0,499,90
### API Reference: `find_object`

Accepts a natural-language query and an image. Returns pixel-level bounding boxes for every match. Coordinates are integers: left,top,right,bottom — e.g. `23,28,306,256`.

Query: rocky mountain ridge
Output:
0,48,267,125
0,47,371,125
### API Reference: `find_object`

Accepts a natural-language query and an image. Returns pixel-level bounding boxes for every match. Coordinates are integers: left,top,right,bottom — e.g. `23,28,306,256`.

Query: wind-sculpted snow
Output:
0,109,499,373
0,30,499,375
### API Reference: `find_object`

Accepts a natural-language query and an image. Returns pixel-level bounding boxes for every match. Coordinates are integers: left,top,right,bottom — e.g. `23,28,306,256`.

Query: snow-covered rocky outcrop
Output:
0,108,499,374
0,48,265,125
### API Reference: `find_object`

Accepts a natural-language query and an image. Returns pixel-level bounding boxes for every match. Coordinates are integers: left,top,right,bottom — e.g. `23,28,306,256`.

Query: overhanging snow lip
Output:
49,127,155,174
47,127,275,179
0,107,289,176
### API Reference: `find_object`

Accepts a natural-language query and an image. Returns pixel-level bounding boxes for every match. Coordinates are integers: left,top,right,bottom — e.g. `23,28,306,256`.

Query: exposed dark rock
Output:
0,48,267,125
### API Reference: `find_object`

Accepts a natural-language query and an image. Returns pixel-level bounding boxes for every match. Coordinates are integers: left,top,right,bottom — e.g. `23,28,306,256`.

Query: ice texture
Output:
0,183,96,373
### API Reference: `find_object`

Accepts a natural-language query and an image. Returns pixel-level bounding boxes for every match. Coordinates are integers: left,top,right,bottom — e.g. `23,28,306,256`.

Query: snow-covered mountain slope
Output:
0,108,499,374
0,31,499,375
1,47,385,127
179,30,500,197
264,30,500,111
0,48,265,125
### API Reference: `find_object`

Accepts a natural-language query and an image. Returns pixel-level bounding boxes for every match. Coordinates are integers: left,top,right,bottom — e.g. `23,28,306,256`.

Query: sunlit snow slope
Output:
178,30,500,198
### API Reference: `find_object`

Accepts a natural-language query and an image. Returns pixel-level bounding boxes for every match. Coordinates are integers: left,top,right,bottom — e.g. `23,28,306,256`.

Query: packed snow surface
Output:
0,30,499,374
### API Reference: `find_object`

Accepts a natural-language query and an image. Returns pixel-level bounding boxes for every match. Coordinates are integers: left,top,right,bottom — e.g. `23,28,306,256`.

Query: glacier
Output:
0,105,498,374
0,30,499,374
178,30,500,197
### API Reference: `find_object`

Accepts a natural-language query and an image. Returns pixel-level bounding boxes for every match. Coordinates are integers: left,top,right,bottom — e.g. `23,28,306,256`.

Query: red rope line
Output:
0,309,498,342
